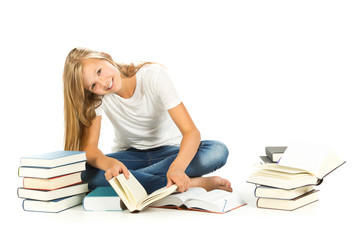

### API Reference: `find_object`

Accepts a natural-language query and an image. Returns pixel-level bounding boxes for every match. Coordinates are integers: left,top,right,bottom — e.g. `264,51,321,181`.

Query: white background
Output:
1,0,359,239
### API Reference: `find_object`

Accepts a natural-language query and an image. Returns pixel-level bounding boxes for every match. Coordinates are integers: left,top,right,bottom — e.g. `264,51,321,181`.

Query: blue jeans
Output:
81,140,229,194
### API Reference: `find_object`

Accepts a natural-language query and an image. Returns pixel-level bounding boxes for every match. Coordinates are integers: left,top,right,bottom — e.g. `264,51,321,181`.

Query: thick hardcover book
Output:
20,151,86,168
23,172,82,190
254,185,314,200
18,161,86,179
83,187,124,211
18,183,89,201
256,190,319,211
22,193,86,213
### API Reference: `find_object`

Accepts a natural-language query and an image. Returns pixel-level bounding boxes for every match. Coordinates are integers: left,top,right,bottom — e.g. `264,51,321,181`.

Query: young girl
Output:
63,47,232,194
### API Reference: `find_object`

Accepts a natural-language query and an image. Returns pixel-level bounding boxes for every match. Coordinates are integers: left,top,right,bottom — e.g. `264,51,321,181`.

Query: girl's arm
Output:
82,115,129,180
166,102,201,192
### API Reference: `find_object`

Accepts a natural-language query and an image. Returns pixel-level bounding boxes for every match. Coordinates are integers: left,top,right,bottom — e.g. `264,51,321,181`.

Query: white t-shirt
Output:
95,64,182,151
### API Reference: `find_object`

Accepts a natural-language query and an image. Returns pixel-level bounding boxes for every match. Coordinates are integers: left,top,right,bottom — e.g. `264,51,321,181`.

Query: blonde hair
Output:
63,47,152,151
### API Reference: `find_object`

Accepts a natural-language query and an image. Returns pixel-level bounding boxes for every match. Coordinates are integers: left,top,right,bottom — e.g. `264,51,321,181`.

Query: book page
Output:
140,185,177,209
258,164,310,174
171,187,207,202
185,190,245,213
117,172,147,205
150,187,207,207
278,143,338,177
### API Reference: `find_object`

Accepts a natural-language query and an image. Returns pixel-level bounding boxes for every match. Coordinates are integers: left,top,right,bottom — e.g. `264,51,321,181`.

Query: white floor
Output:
8,162,356,240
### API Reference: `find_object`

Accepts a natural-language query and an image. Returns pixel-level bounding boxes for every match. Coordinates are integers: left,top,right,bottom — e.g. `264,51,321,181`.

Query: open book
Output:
248,143,346,189
108,172,177,213
150,187,247,214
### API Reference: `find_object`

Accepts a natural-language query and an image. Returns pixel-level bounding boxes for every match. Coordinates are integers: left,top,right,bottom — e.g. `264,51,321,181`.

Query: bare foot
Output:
189,176,232,192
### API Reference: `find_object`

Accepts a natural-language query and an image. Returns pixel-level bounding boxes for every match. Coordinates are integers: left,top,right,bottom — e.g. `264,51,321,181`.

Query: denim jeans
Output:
81,140,229,194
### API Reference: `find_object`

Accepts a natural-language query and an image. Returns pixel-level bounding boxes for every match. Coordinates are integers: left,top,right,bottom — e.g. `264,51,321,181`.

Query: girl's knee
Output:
203,140,229,168
187,140,229,176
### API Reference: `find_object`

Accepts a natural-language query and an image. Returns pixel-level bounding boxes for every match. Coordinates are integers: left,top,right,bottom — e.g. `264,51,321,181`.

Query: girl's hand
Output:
166,167,190,192
104,158,130,181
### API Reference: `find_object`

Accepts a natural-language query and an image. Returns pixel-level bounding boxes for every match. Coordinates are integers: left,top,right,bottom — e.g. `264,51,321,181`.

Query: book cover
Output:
22,193,86,213
23,172,82,190
256,190,319,211
277,143,345,179
18,183,89,201
254,185,314,200
265,146,287,162
20,151,86,168
83,187,124,211
18,161,86,179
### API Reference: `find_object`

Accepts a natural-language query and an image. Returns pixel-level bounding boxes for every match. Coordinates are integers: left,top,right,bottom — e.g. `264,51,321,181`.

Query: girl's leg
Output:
136,140,228,177
81,148,155,191
134,140,230,191
185,140,229,177
81,140,229,193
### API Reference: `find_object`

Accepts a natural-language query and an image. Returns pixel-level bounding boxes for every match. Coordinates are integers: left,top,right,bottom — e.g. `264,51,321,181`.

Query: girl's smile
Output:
82,58,122,96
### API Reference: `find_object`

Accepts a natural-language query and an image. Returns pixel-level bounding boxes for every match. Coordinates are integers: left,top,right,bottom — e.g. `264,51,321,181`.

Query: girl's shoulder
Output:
137,63,168,82
137,63,165,75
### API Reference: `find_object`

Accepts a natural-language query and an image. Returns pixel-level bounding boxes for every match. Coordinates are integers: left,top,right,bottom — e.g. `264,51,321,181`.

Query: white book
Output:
18,183,89,201
151,187,247,214
20,151,86,168
18,161,86,178
22,194,86,213
248,143,345,189
108,172,177,213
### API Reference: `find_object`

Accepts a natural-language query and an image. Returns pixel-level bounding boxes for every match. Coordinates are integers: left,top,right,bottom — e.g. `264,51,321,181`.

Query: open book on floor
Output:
248,143,346,189
150,187,247,214
108,172,177,213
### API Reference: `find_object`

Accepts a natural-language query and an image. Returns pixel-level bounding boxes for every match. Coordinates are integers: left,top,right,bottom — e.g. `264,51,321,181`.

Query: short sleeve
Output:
95,104,103,116
155,67,182,110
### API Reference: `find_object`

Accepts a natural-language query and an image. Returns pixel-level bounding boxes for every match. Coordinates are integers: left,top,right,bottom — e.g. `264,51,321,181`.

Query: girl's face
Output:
82,58,122,95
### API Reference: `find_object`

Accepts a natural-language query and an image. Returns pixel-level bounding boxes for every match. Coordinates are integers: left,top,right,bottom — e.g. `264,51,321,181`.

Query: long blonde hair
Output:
63,47,152,151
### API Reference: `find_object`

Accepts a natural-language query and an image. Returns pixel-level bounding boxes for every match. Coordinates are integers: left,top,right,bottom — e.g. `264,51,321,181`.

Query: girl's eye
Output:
91,83,96,90
97,69,102,75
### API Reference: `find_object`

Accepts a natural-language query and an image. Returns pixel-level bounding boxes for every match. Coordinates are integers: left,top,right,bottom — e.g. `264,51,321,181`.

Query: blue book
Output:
18,161,86,179
83,187,124,211
20,151,86,168
22,193,86,213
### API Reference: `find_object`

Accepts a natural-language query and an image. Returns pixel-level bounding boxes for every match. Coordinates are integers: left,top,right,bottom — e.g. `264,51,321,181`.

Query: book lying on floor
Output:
150,187,247,214
18,161,86,179
22,193,86,213
83,187,124,211
108,172,177,213
248,143,345,189
20,151,86,168
23,172,82,190
254,185,314,200
18,183,89,201
256,190,319,211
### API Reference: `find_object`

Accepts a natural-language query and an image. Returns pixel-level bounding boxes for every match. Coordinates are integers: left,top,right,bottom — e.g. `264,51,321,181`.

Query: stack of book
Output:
248,144,345,211
18,151,89,213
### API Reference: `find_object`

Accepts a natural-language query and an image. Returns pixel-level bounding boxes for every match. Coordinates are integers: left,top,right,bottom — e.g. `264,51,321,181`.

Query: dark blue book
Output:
20,151,86,168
